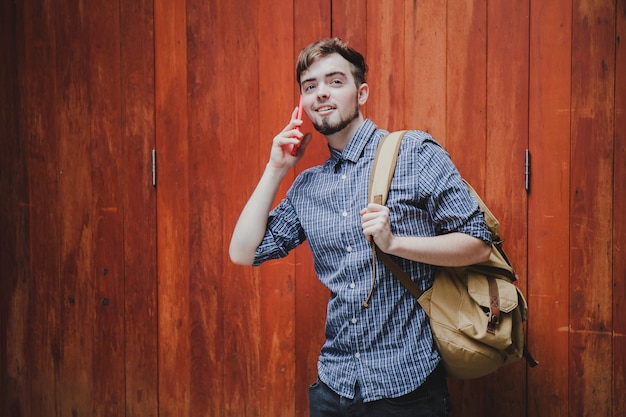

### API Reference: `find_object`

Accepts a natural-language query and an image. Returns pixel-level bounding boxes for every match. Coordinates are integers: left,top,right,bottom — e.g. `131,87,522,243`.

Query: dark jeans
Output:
309,364,451,417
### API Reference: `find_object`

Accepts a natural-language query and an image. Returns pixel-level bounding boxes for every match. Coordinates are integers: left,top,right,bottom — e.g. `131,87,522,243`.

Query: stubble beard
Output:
312,103,360,136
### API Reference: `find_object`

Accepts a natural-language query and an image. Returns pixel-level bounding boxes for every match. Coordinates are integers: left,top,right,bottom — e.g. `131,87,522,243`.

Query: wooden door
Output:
2,0,158,415
2,1,625,417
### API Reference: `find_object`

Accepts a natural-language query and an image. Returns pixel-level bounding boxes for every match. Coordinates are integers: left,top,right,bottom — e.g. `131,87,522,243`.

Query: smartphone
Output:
291,95,304,156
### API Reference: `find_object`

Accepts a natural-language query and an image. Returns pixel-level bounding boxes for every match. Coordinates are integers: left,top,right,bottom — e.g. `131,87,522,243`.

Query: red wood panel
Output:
331,0,367,53
20,1,63,414
366,1,406,130
216,3,264,416
445,0,487,189
614,1,626,415
445,2,487,415
570,1,615,416
185,1,227,416
88,1,126,415
484,2,530,415
120,0,159,415
154,0,191,415
403,0,447,142
528,0,572,415
293,2,332,417
257,1,298,416
56,0,95,415
1,0,32,415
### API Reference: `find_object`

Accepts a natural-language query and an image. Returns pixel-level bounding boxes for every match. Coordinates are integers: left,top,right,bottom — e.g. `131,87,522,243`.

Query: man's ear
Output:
358,83,369,105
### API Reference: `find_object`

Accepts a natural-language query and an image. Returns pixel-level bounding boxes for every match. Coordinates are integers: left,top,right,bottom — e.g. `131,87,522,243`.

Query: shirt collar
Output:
327,119,379,166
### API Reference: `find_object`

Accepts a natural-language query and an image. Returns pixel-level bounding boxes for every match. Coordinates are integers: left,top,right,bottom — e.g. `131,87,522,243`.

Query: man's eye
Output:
304,84,315,91
331,79,343,85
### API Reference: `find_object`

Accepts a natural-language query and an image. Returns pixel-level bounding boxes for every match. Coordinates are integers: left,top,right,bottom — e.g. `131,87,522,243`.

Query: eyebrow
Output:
301,71,347,85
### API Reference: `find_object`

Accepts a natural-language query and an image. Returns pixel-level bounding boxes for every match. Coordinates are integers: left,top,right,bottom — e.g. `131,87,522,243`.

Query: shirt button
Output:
346,246,352,252
350,283,356,289
342,211,348,217
351,318,357,324
341,174,347,180
355,352,361,359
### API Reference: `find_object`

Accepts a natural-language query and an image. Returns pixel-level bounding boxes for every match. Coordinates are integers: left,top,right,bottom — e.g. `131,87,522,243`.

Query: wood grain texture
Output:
403,0,447,142
570,1,615,416
154,0,191,415
445,0,487,189
88,1,126,415
186,1,227,415
120,0,159,415
528,0,572,415
257,1,298,416
1,0,30,415
55,0,96,415
483,1,530,415
217,2,263,416
614,2,626,416
445,1,488,415
366,0,406,130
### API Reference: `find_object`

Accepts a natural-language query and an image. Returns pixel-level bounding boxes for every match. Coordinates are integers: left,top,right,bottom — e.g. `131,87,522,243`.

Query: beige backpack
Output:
368,130,538,379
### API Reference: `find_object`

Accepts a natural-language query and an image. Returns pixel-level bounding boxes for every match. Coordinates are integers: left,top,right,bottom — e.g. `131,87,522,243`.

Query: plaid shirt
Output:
253,119,491,402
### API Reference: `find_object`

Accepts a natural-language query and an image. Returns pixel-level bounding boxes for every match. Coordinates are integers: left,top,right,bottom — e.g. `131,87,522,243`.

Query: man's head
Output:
296,38,368,88
295,39,369,141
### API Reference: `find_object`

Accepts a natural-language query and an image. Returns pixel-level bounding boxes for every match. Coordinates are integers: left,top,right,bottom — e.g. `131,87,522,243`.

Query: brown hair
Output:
295,38,368,86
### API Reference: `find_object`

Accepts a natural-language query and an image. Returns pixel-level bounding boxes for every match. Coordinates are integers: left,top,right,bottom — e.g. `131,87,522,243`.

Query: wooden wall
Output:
1,0,624,416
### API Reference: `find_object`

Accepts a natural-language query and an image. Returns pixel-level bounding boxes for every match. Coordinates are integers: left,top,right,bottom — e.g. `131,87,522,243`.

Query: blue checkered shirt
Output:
253,119,491,402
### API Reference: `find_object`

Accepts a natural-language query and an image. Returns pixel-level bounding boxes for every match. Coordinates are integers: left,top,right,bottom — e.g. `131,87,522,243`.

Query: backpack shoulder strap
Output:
364,130,424,308
369,130,407,205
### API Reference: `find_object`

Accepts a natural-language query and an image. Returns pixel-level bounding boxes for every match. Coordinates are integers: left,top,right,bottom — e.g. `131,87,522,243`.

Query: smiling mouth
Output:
316,105,336,114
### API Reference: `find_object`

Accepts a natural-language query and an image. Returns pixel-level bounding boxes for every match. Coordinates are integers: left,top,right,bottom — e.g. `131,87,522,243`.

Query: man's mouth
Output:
316,105,336,114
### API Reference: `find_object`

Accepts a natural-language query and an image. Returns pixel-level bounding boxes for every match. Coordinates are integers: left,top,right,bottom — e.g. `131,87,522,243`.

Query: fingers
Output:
360,204,392,247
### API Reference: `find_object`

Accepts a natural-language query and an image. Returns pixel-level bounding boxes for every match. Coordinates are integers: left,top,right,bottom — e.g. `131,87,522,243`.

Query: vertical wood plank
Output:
614,1,626,416
21,0,62,414
0,0,31,415
570,1,615,416
220,3,263,415
293,2,332,416
154,0,191,414
88,0,126,415
120,0,159,415
55,0,96,415
403,0,447,142
185,0,227,415
528,0,572,416
445,0,487,188
365,0,406,130
445,1,487,415
257,0,297,416
484,2,530,415
331,0,367,52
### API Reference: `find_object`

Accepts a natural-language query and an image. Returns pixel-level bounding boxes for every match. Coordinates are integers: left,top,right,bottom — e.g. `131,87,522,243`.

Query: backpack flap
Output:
463,272,526,353
467,275,519,314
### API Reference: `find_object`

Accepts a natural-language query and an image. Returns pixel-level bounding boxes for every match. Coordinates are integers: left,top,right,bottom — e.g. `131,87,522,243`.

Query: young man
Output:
229,38,491,417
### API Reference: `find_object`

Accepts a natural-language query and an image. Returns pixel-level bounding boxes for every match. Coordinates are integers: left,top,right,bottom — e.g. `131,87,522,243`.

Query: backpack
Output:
368,130,538,379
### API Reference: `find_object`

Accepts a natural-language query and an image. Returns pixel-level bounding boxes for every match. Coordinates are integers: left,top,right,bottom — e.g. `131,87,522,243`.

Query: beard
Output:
312,103,360,136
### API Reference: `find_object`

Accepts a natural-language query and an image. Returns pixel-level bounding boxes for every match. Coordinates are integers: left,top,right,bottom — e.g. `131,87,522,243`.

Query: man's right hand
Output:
268,107,312,170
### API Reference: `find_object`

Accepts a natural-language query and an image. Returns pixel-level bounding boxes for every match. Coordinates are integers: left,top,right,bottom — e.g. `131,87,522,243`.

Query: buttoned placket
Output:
336,158,365,364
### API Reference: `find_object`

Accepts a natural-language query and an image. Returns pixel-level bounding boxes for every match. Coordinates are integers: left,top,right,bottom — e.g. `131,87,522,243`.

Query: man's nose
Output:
316,84,330,99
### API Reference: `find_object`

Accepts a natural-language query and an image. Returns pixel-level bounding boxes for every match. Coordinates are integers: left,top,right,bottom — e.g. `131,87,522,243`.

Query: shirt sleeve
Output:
417,136,492,244
252,197,307,266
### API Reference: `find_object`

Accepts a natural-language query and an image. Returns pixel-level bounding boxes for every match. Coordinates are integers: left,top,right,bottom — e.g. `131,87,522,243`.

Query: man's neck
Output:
325,116,366,152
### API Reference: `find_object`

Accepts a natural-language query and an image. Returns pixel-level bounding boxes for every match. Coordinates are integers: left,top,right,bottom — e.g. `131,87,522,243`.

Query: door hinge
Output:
525,149,531,193
151,149,157,187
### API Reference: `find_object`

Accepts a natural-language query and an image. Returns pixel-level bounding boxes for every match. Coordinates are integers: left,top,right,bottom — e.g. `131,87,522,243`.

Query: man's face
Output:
299,53,367,136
